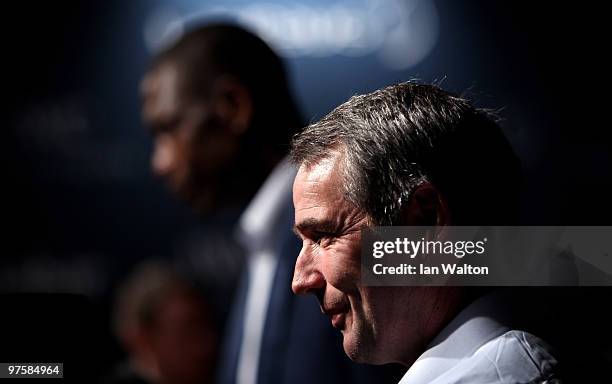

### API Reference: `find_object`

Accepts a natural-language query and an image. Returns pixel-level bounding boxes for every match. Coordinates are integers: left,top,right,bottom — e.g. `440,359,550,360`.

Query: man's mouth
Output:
330,312,346,330
319,294,350,331
322,303,349,330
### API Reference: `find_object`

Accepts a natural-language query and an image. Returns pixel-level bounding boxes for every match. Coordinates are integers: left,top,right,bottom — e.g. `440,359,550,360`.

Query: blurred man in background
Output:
109,262,217,384
141,25,300,214
140,23,400,384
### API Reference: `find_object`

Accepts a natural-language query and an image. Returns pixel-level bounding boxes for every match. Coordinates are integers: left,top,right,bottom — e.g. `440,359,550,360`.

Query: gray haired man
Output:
290,82,561,383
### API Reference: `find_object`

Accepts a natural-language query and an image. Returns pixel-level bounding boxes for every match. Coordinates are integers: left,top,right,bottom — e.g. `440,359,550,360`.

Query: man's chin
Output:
189,193,216,214
344,343,391,365
341,324,384,365
173,185,216,213
342,331,369,364
343,342,370,364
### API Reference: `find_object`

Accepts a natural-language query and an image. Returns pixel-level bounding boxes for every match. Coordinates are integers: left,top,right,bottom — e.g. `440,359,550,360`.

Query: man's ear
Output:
398,182,451,226
209,76,253,136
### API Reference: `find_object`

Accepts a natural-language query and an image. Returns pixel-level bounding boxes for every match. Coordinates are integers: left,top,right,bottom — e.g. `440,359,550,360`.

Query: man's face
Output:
140,63,237,211
292,151,436,365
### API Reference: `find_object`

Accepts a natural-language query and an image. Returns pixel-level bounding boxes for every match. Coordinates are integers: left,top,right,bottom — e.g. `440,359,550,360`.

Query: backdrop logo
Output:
144,0,439,70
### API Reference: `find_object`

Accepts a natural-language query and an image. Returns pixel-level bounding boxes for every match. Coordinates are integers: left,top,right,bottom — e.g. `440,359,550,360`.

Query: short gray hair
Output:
290,82,521,225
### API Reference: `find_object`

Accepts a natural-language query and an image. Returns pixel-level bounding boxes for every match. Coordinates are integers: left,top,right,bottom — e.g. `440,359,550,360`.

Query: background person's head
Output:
290,82,521,366
141,23,301,213
113,262,217,384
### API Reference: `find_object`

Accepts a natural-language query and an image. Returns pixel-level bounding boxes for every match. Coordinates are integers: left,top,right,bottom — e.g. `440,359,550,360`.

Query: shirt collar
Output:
235,157,297,253
401,290,516,383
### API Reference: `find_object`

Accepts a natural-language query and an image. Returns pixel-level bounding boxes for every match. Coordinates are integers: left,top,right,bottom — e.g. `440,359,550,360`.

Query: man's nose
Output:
292,245,325,295
151,136,174,177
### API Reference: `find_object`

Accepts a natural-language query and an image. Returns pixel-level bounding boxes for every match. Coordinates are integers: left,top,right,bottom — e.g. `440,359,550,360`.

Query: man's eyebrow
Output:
293,218,337,237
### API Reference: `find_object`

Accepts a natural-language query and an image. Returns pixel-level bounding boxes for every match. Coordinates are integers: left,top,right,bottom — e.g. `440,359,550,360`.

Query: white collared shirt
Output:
234,158,297,384
400,292,559,384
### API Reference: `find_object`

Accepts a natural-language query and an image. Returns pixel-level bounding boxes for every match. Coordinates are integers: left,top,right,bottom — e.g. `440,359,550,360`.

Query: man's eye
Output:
313,232,333,245
151,118,181,135
156,123,174,134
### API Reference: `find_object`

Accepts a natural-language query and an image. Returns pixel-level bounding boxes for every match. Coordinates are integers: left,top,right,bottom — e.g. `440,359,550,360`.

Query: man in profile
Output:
290,82,562,383
141,23,399,384
141,25,300,214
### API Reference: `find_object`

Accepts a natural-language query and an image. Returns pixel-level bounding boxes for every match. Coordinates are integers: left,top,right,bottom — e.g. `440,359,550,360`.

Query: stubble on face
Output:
293,149,462,366
293,150,385,362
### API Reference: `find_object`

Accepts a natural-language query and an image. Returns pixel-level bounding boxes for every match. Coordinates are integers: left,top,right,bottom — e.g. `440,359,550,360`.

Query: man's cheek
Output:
324,246,360,290
334,239,361,269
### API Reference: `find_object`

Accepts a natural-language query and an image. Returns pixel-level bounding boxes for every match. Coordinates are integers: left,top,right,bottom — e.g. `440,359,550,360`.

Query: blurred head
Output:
141,24,301,212
114,263,217,384
290,82,521,365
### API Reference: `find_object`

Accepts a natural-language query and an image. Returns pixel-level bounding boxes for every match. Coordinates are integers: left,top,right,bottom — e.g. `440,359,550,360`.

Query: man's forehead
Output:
142,63,180,94
296,155,339,184
293,151,348,218
141,64,182,120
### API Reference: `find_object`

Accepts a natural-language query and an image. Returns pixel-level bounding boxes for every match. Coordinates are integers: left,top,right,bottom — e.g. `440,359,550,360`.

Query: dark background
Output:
2,0,611,381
